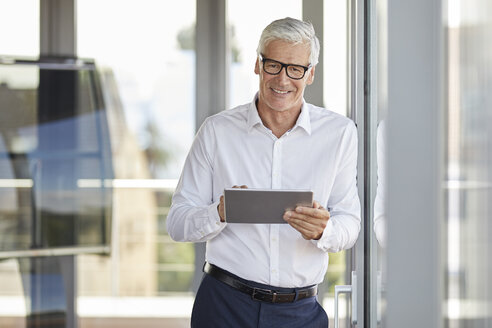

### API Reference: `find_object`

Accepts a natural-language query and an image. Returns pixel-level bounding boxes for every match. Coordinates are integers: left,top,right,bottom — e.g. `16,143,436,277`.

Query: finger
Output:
287,219,321,240
284,211,320,229
288,214,322,229
291,215,326,238
218,195,226,222
295,206,328,220
285,210,327,234
284,210,312,222
287,217,317,231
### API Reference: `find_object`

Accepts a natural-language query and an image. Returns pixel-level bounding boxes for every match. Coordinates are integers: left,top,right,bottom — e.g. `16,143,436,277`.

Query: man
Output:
167,17,361,327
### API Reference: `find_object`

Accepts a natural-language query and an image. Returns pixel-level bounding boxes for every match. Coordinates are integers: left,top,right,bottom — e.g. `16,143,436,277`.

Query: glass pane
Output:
0,0,39,57
373,0,388,327
444,0,492,326
0,61,113,252
0,259,27,325
228,0,302,107
324,0,349,117
76,0,196,325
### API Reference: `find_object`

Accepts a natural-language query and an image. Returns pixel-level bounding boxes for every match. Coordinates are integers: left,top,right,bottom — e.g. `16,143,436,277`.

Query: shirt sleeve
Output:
166,118,227,242
314,121,361,252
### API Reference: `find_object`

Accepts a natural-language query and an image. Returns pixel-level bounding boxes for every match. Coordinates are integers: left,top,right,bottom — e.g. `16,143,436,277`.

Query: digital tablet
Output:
224,188,314,224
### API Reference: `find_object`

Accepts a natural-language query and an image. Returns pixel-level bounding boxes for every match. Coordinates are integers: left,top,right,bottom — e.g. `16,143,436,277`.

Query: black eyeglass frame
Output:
259,54,312,80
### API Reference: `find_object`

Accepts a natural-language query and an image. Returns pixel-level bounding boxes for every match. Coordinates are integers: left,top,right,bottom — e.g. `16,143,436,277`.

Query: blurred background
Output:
1,1,492,328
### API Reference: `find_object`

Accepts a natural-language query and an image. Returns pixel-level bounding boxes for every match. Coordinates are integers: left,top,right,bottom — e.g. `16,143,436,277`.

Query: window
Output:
0,60,112,253
444,0,492,326
324,0,349,116
0,0,39,57
227,0,302,107
77,0,196,323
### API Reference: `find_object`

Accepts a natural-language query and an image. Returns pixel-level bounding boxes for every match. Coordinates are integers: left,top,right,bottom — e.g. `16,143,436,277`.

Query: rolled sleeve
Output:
187,202,227,241
313,213,361,252
206,201,227,232
312,122,361,252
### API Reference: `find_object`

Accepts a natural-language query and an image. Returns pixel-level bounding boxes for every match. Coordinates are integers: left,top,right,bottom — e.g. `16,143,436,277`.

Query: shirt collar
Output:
295,101,312,135
247,94,263,132
246,93,312,135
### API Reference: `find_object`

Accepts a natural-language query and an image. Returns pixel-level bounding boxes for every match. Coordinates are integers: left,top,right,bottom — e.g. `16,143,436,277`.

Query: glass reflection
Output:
0,58,113,328
0,60,113,252
373,0,388,326
374,120,386,249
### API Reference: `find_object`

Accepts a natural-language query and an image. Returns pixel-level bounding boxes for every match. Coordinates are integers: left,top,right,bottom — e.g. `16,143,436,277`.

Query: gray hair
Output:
256,17,320,66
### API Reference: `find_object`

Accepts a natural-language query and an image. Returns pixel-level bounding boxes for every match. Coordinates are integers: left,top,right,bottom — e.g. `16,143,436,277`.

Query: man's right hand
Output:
217,185,248,222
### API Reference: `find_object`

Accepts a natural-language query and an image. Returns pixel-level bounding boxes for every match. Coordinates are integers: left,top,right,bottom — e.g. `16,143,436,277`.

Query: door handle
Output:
334,271,357,328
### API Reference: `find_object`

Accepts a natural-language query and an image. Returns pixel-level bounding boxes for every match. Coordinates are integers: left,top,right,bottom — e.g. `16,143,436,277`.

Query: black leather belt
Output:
203,262,317,303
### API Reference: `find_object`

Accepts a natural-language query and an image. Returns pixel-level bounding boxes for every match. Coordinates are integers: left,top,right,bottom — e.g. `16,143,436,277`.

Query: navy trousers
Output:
191,272,328,328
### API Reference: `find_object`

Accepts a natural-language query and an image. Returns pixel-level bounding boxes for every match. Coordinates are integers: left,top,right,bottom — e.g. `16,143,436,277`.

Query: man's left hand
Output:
283,201,329,240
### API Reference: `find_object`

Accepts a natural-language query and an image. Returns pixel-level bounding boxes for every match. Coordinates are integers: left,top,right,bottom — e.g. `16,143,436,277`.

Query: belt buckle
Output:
252,287,277,303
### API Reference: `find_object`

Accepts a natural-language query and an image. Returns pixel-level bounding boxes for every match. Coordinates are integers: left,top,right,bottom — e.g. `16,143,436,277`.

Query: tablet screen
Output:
224,188,313,224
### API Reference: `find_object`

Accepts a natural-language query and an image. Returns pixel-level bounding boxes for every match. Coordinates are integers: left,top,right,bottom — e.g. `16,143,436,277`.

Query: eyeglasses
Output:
259,54,311,80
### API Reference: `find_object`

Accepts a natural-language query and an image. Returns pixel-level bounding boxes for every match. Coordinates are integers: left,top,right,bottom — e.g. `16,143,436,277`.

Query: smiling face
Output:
255,40,315,114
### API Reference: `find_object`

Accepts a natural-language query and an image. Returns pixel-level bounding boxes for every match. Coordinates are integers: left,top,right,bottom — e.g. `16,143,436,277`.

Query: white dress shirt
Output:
167,96,361,288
